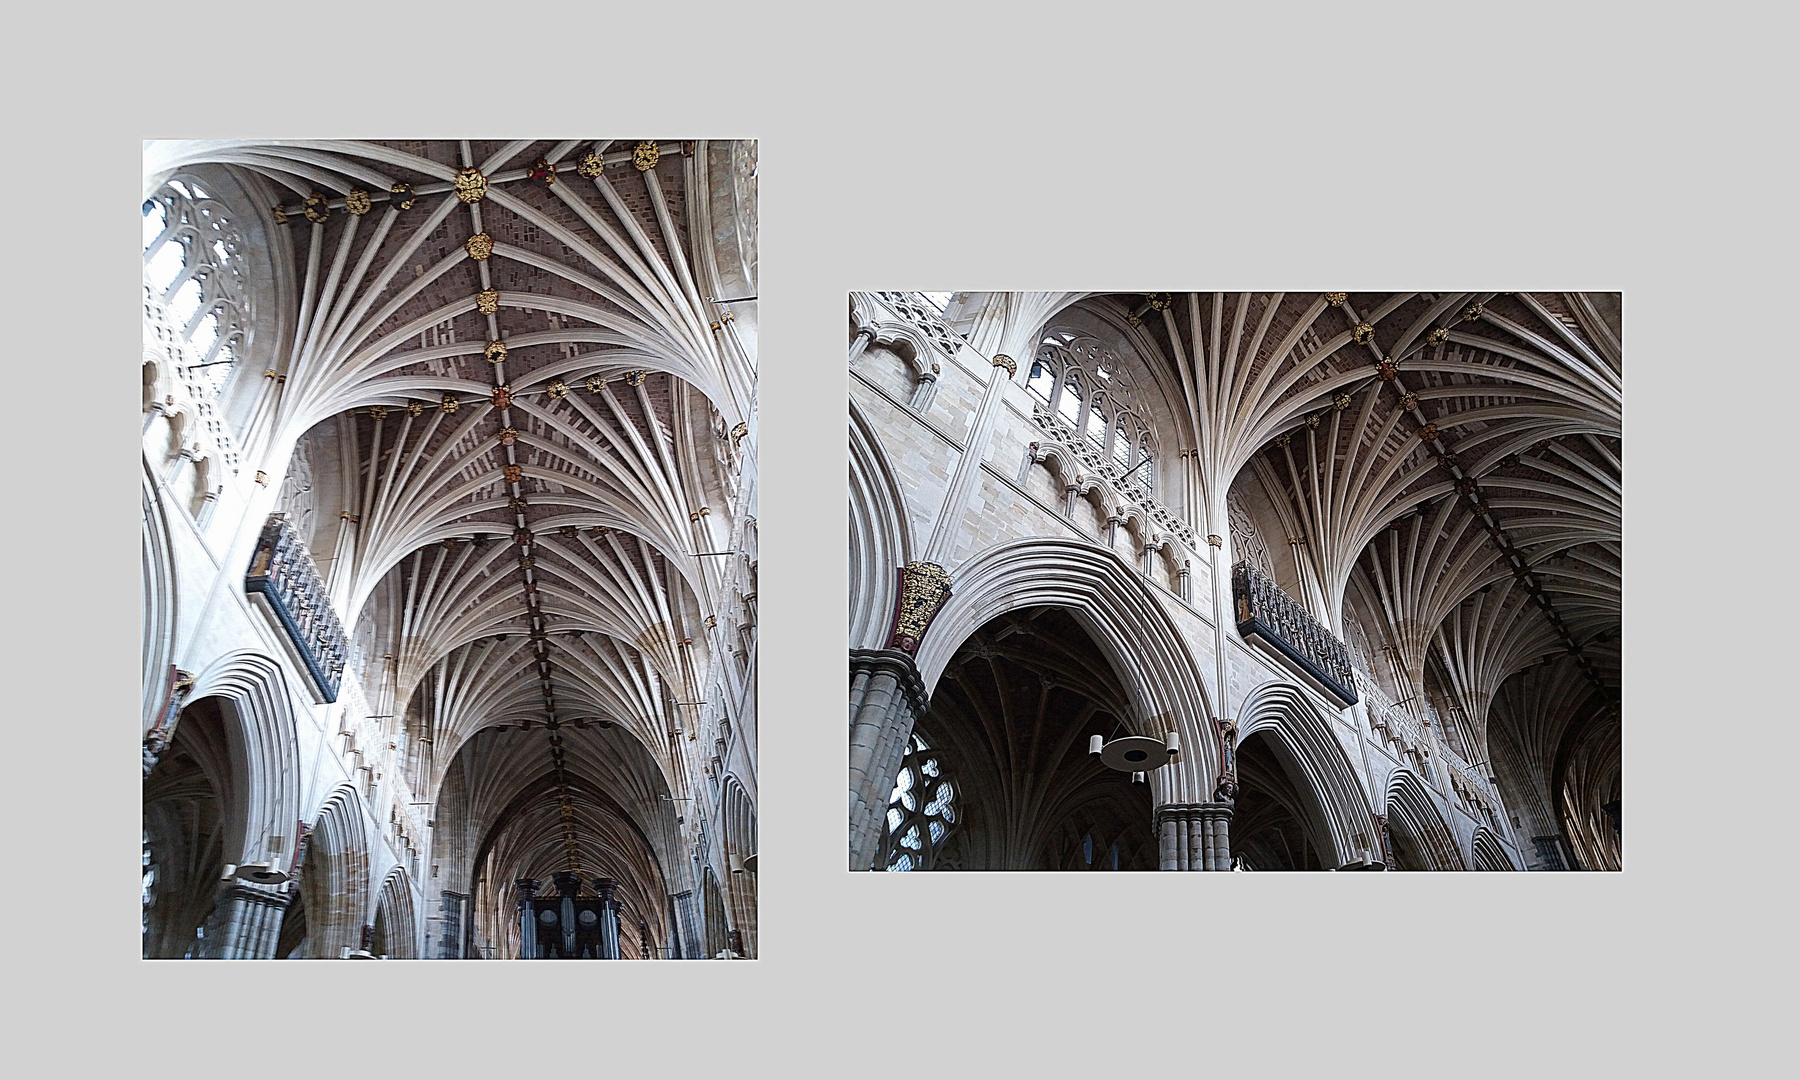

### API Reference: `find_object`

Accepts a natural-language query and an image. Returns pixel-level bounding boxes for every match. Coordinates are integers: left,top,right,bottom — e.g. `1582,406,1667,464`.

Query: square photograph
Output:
849,291,1620,872
141,140,758,957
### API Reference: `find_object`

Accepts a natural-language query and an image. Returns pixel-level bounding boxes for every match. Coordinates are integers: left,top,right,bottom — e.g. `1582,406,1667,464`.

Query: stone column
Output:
1158,813,1181,871
1153,804,1234,870
515,878,539,959
921,354,1020,563
671,890,703,958
848,326,877,365
197,878,290,958
1197,804,1233,871
438,891,465,959
849,648,932,870
595,877,621,960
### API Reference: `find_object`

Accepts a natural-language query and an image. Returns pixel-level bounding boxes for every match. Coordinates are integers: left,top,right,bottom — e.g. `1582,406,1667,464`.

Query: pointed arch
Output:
300,783,372,958
372,867,419,959
185,651,303,869
849,395,915,649
721,776,757,957
142,466,178,730
1385,769,1466,871
1470,826,1518,871
918,537,1218,803
1236,681,1382,868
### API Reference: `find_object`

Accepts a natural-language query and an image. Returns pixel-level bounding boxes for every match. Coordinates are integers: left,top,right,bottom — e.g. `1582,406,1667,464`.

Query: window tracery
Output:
875,291,961,360
1027,332,1158,499
881,734,958,871
1226,491,1274,576
143,177,252,472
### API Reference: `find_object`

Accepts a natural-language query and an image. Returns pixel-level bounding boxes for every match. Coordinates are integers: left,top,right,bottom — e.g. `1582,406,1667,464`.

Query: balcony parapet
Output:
1232,561,1357,707
1028,407,1195,549
244,512,348,702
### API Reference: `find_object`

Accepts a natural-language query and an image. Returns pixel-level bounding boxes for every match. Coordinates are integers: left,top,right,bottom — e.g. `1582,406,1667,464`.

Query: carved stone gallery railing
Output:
245,512,349,702
1357,668,1432,770
873,291,964,361
1354,668,1500,814
1232,561,1358,707
1029,406,1196,548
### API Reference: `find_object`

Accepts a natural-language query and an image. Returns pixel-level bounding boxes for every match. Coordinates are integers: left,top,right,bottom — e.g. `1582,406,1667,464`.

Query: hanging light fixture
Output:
1089,730,1179,772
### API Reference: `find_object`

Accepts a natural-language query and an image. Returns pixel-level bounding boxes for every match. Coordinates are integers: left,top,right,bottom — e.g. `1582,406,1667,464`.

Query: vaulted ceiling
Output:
146,139,757,913
1057,291,1621,846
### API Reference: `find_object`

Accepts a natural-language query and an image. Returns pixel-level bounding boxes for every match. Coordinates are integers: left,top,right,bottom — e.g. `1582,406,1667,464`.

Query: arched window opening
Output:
1056,369,1083,427
143,176,252,467
1084,393,1109,448
1026,357,1055,403
881,734,958,871
1028,333,1160,502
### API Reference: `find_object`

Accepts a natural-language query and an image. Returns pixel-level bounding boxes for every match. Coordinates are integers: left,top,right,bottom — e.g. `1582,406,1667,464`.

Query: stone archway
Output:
1385,770,1466,871
1236,682,1383,869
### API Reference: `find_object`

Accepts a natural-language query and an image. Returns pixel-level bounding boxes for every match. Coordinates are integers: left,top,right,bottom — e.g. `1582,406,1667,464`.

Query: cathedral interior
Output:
850,291,1620,872
141,140,758,958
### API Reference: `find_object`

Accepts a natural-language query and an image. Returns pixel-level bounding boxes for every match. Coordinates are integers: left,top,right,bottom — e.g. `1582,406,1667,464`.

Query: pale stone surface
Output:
850,291,1622,872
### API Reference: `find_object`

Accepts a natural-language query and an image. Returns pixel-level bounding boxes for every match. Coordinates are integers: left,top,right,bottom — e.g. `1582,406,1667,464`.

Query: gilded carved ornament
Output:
465,232,494,260
577,152,605,178
885,561,952,655
345,189,372,215
485,340,508,364
633,141,661,171
476,289,500,315
302,193,330,224
389,181,416,211
453,167,488,204
1353,322,1375,345
992,354,1017,378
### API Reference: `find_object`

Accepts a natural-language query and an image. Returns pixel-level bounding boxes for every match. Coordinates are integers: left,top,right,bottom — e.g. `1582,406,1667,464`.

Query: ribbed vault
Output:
144,139,756,954
908,607,1156,871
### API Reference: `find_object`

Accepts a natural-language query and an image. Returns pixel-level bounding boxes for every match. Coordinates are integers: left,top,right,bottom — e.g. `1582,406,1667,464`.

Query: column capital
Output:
849,649,930,717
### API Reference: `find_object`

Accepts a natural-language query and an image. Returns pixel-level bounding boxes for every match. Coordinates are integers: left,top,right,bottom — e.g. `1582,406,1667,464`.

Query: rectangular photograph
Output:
849,291,1619,872
142,140,758,957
